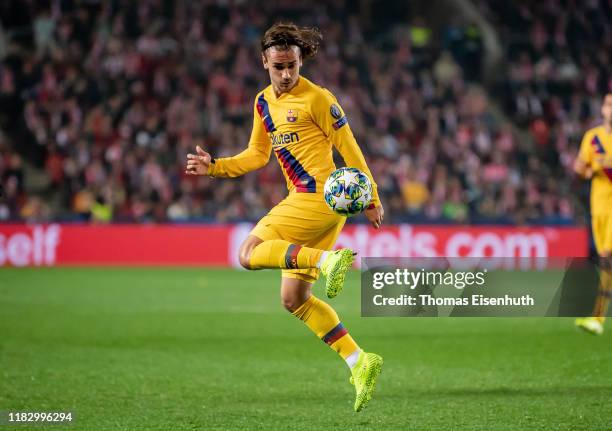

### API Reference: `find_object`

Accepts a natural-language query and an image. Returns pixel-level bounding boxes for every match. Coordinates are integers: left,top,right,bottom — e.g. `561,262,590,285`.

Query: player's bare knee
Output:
281,295,305,312
281,277,312,313
238,248,252,270
238,236,262,270
281,296,296,312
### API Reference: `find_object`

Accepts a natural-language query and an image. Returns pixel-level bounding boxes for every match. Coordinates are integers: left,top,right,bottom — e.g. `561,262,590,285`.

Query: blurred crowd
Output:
480,0,612,213
0,134,28,221
0,0,605,224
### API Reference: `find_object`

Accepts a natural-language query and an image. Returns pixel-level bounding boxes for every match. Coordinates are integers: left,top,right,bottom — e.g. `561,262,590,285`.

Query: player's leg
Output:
283,216,382,412
576,216,612,335
283,274,382,412
241,231,326,270
282,275,361,365
592,254,612,321
241,199,355,298
246,236,354,298
576,254,611,335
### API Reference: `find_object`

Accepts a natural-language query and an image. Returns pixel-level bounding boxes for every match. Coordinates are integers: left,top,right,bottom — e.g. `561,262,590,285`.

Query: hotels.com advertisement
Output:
0,224,588,267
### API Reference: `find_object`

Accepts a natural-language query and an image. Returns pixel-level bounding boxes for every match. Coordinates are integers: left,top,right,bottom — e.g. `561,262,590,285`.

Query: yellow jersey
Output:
578,125,612,215
207,76,380,207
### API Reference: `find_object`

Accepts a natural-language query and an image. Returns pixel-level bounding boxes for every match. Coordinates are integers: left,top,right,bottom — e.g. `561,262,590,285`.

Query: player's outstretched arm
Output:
185,99,271,178
184,141,270,178
185,146,211,176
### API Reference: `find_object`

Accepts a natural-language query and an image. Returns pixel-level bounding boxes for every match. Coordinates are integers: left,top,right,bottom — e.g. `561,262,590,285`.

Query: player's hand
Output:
573,158,593,179
185,146,211,176
365,204,384,229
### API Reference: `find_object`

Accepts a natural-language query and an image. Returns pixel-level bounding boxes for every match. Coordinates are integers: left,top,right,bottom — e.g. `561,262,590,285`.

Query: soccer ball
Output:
323,167,372,216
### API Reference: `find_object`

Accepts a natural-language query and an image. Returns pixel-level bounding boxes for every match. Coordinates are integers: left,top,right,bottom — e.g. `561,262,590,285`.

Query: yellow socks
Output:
593,270,612,323
249,242,361,367
248,239,324,270
292,295,360,367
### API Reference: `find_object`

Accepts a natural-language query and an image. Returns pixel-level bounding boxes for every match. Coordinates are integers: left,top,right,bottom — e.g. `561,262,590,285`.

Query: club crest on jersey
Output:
287,109,297,122
330,104,342,119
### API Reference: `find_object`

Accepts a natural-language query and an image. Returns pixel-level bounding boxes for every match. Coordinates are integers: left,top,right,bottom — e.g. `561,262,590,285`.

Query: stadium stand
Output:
1,0,608,224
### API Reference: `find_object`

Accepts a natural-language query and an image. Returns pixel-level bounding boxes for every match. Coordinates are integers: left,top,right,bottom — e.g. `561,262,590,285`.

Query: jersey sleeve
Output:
207,99,271,178
311,88,381,207
577,131,593,166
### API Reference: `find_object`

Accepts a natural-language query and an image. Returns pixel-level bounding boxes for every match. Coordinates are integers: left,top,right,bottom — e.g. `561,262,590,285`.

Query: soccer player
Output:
185,23,384,411
574,93,612,335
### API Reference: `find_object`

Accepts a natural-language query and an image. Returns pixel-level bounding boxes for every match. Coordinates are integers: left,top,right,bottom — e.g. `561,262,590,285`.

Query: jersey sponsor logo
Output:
286,109,297,122
330,104,342,119
269,131,299,146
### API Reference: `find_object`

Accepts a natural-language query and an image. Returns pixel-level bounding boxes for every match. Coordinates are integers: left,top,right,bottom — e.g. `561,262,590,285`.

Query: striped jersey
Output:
207,76,380,206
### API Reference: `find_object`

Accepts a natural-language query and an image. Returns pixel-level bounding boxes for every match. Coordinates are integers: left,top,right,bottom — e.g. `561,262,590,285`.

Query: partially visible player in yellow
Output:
574,92,612,335
185,23,384,411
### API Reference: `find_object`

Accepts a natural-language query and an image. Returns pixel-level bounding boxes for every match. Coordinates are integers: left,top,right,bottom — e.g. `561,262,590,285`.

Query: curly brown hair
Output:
261,22,322,60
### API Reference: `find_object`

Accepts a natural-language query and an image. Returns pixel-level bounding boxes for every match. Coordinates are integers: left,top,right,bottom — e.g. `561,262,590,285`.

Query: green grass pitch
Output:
1,268,612,430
